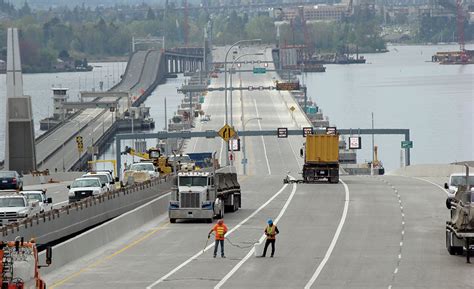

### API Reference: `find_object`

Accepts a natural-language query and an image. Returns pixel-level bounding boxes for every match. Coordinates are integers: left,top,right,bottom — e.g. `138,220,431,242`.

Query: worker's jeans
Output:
214,240,224,257
262,239,275,257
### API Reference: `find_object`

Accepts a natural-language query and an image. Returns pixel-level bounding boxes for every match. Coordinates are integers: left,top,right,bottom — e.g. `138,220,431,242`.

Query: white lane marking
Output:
413,177,449,196
214,183,298,289
398,254,402,259
400,241,403,246
53,200,69,208
304,179,350,289
253,99,271,175
147,184,289,288
394,268,398,274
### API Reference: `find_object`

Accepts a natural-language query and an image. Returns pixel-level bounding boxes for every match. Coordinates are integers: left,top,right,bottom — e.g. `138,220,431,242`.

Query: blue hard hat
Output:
267,219,273,225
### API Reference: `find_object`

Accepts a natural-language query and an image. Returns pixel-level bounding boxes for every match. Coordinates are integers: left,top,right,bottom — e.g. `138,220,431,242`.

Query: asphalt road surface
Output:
44,46,471,288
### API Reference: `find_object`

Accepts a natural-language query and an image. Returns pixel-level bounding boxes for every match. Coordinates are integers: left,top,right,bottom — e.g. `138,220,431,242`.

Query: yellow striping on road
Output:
50,221,170,289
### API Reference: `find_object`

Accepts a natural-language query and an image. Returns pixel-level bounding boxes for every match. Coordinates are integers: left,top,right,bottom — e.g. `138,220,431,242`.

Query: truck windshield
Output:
179,176,207,186
130,163,155,171
450,176,474,186
0,198,25,207
25,194,42,202
71,179,100,188
84,174,109,184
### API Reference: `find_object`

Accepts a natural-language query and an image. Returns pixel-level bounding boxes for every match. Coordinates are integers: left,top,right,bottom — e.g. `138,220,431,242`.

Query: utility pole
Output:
371,112,374,176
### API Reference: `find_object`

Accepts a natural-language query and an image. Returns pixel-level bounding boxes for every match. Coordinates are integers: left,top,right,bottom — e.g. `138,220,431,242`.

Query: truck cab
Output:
445,173,474,199
0,195,40,226
169,171,218,223
21,190,53,213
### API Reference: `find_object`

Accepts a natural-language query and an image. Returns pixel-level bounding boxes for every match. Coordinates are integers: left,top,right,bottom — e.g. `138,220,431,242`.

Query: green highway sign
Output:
401,140,413,149
253,67,266,74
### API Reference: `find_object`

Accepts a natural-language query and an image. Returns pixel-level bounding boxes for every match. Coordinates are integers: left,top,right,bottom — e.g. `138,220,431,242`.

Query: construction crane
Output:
456,0,468,62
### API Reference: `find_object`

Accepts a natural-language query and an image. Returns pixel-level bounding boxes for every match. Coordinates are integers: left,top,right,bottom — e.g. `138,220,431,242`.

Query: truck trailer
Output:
445,165,474,262
290,134,340,184
169,166,241,223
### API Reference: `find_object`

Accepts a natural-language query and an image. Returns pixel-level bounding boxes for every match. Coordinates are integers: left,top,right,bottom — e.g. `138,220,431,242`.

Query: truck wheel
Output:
446,231,456,255
170,218,176,223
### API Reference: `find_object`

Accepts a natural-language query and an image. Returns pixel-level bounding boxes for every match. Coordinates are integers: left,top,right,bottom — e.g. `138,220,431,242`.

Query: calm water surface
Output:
301,44,473,171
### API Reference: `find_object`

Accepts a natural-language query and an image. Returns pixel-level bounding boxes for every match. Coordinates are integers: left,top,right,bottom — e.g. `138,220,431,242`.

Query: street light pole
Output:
242,117,262,175
223,39,260,166
371,112,375,176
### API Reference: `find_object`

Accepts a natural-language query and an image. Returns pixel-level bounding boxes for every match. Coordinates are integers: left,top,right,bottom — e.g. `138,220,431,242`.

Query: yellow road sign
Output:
218,124,236,142
76,136,83,143
290,106,296,112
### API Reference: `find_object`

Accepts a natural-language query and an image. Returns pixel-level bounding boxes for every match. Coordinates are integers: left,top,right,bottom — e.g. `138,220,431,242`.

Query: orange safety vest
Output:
266,225,277,240
213,224,227,240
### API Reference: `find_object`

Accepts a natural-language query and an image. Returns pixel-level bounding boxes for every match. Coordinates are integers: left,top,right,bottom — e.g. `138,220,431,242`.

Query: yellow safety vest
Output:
266,225,276,240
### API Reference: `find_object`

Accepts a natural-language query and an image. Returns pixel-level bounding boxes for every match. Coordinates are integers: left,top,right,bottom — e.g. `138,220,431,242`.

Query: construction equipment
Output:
0,237,52,288
446,165,474,262
285,134,340,184
169,163,241,223
123,146,172,174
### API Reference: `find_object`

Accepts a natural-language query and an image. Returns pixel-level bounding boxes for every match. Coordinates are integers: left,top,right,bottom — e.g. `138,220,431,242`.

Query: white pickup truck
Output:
21,190,53,213
0,194,41,226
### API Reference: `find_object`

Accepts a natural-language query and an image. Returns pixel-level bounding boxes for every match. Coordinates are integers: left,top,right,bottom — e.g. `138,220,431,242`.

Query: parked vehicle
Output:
67,177,106,203
82,172,114,192
128,162,159,179
0,171,23,191
21,190,53,213
0,194,40,226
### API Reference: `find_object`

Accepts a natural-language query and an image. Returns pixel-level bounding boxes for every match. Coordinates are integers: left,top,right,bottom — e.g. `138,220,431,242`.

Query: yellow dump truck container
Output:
305,134,339,163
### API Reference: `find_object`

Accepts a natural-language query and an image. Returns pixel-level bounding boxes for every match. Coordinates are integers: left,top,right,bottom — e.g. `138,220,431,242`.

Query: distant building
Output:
282,5,350,22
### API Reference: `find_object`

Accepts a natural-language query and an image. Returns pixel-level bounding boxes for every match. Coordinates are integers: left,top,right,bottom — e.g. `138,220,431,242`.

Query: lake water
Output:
300,44,473,171
0,44,472,172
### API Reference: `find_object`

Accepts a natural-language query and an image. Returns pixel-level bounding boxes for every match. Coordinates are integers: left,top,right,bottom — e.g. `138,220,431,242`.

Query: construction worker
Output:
208,219,228,258
261,219,279,258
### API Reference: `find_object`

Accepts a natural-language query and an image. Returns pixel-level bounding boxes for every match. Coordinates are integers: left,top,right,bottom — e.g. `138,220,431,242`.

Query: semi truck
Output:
445,165,474,262
169,166,241,223
0,237,52,289
285,134,339,184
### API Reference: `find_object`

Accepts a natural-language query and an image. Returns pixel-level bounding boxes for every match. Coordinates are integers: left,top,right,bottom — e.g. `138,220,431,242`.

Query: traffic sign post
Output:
401,140,413,149
276,82,300,91
277,128,288,138
303,127,313,137
326,127,337,135
349,136,362,149
75,136,84,154
252,67,266,74
218,124,236,142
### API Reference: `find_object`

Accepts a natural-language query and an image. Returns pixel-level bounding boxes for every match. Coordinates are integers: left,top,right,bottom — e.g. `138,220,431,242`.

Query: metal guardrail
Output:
0,176,174,244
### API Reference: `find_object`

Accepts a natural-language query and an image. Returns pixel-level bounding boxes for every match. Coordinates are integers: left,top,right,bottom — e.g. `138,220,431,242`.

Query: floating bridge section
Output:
35,48,203,173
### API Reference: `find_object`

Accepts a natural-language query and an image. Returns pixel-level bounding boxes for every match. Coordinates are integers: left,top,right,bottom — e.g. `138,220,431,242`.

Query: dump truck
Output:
445,165,474,262
169,166,241,223
0,237,52,288
286,134,339,184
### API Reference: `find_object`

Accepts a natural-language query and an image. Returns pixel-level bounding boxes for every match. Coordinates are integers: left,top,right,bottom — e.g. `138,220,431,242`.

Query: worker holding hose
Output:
208,219,228,258
261,219,279,257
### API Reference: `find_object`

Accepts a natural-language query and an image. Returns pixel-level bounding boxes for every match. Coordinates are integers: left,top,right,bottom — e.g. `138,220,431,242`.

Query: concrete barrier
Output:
39,190,170,274
0,177,174,244
388,164,473,177
23,172,84,186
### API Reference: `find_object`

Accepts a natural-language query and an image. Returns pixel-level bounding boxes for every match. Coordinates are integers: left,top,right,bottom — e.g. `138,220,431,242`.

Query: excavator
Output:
123,146,172,174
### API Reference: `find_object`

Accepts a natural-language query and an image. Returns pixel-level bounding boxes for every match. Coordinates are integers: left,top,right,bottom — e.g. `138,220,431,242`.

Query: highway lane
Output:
22,182,71,209
44,46,471,288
